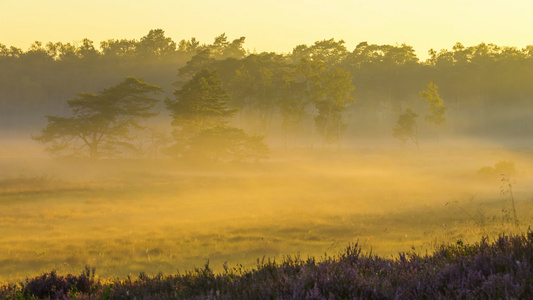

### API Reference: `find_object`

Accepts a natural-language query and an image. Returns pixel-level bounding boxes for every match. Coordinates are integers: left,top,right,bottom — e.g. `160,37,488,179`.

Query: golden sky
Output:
1,0,532,58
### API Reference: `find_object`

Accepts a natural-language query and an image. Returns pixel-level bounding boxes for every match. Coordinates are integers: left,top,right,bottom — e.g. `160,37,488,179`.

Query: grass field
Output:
1,138,532,283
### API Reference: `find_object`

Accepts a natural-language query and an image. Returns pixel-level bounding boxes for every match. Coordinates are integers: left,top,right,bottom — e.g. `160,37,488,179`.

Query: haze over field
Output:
1,1,533,288
1,140,533,282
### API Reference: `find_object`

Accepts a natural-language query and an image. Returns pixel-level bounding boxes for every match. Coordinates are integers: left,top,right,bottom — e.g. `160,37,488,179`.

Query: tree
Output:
165,68,237,139
420,82,447,126
137,29,177,58
209,33,246,60
393,108,419,149
100,38,137,59
166,68,268,161
175,49,215,86
291,39,348,66
299,61,355,146
178,37,200,53
33,77,162,158
229,53,287,135
278,73,309,147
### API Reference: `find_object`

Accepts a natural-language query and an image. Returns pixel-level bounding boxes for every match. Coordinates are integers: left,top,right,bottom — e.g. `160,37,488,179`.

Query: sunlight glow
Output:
1,0,532,58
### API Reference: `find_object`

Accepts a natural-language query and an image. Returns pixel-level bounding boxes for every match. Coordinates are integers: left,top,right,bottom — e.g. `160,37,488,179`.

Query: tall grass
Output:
2,232,533,299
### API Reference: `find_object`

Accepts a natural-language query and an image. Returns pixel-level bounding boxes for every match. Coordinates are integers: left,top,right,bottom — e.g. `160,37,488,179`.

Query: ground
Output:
0,138,531,282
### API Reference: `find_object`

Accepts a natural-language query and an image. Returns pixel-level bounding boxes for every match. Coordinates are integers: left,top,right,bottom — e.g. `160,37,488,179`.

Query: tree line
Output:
3,29,533,157
32,69,270,161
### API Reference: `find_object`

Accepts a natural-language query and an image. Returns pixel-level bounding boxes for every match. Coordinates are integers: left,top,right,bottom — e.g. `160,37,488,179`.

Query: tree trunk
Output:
89,132,99,158
322,104,333,149
89,143,98,158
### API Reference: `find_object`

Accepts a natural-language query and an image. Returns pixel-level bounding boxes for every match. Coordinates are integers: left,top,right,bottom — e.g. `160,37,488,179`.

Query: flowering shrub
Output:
2,233,533,299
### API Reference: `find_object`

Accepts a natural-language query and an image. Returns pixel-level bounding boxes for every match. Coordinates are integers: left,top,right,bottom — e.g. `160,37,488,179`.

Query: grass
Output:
3,233,533,299
0,141,532,283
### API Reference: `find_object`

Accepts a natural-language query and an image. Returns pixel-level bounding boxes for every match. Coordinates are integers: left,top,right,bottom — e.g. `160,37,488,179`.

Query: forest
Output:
3,29,533,158
2,29,533,298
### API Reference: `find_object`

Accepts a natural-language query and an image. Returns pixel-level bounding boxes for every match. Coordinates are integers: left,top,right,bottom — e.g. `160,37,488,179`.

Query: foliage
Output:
6,31,533,144
0,266,97,299
166,69,236,139
187,126,269,162
209,33,247,60
227,52,290,135
392,108,419,149
3,233,533,299
420,81,447,126
32,77,162,158
295,58,355,145
137,29,177,59
312,66,355,145
278,91,309,142
175,48,216,85
291,38,348,65
166,69,267,162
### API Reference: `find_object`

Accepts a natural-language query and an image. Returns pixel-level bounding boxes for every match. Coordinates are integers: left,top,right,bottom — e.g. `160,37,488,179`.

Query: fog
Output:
1,134,532,282
2,34,533,282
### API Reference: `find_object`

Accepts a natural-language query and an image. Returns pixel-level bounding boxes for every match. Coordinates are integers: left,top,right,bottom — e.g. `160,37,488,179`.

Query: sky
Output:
1,0,533,59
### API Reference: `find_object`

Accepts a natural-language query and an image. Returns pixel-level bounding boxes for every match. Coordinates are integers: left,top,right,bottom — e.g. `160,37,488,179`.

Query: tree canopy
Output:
420,82,446,126
166,68,237,139
33,77,162,158
392,108,419,150
4,30,533,154
166,68,267,161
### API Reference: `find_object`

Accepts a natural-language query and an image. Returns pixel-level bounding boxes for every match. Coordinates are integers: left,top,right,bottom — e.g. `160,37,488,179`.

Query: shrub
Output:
478,160,515,177
2,234,533,299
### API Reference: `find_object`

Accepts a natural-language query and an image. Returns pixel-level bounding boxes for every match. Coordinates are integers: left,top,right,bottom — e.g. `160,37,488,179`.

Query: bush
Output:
2,234,533,299
187,126,269,162
22,266,97,299
478,160,515,177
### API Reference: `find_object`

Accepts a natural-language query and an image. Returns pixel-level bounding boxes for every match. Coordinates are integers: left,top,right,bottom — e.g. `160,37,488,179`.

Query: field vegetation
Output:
1,139,532,285
3,233,533,299
2,30,533,297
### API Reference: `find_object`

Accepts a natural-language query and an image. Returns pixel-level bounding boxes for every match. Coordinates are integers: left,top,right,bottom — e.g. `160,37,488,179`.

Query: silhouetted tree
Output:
137,29,177,58
33,77,162,158
277,72,309,147
175,49,215,86
291,38,348,66
178,37,200,53
420,82,446,126
6,32,533,141
166,68,267,161
210,33,246,60
166,68,236,139
298,59,354,146
393,108,419,149
229,53,288,135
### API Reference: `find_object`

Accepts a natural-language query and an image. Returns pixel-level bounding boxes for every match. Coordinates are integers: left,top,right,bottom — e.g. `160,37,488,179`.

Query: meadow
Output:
1,137,532,284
